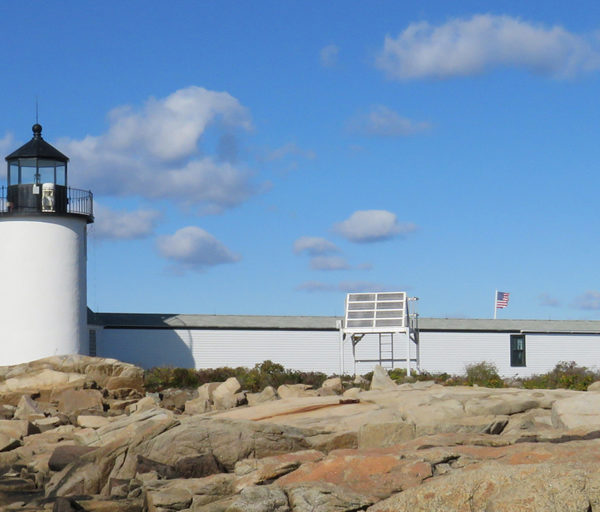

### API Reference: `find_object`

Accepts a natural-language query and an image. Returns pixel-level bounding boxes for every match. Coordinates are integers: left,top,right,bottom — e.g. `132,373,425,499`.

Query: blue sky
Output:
1,1,600,319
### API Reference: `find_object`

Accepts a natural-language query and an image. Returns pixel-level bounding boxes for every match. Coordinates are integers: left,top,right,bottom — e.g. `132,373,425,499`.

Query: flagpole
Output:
493,289,497,320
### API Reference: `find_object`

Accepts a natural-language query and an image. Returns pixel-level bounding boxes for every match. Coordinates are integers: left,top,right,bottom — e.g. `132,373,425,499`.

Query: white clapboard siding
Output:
523,334,600,376
419,332,510,376
99,328,348,375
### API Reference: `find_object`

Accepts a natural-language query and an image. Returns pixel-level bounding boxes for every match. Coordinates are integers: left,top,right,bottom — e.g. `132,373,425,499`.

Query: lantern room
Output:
1,124,93,222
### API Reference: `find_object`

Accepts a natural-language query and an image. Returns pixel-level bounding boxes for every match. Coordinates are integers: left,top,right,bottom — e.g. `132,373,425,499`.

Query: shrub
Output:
464,361,504,388
522,361,599,391
144,361,328,393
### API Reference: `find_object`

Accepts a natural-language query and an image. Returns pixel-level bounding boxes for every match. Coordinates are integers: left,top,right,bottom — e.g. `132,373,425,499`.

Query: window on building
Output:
510,334,526,367
89,329,97,357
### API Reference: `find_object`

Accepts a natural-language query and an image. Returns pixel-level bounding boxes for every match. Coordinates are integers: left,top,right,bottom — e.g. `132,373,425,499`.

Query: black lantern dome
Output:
1,124,93,222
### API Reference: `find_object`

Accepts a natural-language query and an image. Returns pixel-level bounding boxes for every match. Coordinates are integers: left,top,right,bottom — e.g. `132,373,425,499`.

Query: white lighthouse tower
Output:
0,124,94,366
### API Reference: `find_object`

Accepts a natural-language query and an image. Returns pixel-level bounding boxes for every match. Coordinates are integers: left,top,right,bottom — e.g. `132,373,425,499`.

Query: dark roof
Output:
5,124,69,162
87,310,600,334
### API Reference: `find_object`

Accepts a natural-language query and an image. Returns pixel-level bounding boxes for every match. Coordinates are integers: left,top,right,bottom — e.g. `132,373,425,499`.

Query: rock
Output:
358,421,415,449
587,381,600,391
135,455,178,479
0,369,86,394
367,461,600,512
48,445,97,472
370,366,397,391
354,375,369,387
104,371,144,393
161,388,196,412
321,377,343,393
234,450,324,490
286,481,374,512
552,393,600,428
175,454,224,479
55,389,104,416
212,378,241,410
0,419,38,439
342,387,361,399
77,415,110,429
316,387,338,397
277,448,432,500
185,397,211,415
0,404,16,419
0,432,21,452
135,417,311,471
246,386,277,407
197,382,221,403
127,395,160,414
277,384,317,399
224,484,289,512
46,408,178,497
34,417,64,432
145,474,235,510
14,395,45,420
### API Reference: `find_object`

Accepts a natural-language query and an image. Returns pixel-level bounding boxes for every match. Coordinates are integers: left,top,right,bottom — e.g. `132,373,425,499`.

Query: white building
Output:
88,311,600,378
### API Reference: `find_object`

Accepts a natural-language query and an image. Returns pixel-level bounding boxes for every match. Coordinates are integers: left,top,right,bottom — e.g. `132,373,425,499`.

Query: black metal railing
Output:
0,185,93,220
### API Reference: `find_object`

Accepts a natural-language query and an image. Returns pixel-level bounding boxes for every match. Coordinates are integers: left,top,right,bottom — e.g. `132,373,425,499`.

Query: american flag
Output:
496,291,510,309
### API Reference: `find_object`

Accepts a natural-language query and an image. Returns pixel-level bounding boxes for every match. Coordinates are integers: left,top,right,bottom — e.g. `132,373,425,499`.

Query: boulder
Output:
135,417,311,471
234,450,324,490
320,377,343,394
0,432,21,452
277,448,432,500
212,378,241,410
14,395,45,421
277,384,317,399
0,419,38,439
342,387,361,399
369,366,397,391
198,382,221,403
368,461,600,512
587,381,600,392
77,415,111,429
552,393,600,429
0,369,86,394
161,388,196,412
55,389,104,416
286,481,374,512
246,386,277,407
126,395,160,414
224,484,289,512
358,421,415,449
145,474,235,511
48,445,96,472
184,397,211,415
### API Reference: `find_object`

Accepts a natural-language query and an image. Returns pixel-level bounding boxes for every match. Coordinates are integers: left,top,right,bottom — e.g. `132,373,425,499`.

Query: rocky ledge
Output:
2,358,600,511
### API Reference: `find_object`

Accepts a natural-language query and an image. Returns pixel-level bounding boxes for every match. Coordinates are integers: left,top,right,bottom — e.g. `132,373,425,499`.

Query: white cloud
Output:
538,292,560,307
320,44,339,67
59,86,255,213
310,256,350,271
333,210,417,243
376,14,600,80
93,203,161,239
349,105,431,137
296,281,336,293
296,280,391,293
573,291,600,310
338,281,388,293
156,226,240,272
264,142,316,163
293,236,339,256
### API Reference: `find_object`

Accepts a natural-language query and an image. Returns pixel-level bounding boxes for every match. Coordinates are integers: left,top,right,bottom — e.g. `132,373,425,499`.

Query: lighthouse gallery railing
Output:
0,186,93,219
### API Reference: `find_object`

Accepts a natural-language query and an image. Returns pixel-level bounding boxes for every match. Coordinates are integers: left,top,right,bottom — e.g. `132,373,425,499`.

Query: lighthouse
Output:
0,124,93,366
